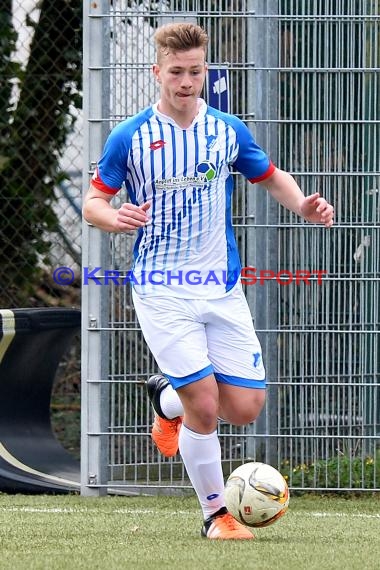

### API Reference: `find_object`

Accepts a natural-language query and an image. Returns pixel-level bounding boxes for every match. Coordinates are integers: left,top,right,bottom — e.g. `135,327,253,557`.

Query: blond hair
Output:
154,23,208,62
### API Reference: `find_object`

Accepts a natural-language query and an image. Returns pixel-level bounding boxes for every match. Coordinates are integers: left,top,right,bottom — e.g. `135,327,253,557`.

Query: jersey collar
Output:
152,98,207,129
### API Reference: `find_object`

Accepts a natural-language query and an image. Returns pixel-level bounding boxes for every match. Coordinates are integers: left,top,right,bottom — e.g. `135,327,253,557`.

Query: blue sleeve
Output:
96,121,133,191
231,117,275,182
94,107,154,193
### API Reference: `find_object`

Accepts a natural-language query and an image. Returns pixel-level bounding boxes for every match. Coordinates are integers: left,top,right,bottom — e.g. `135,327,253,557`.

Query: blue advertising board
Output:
207,68,230,113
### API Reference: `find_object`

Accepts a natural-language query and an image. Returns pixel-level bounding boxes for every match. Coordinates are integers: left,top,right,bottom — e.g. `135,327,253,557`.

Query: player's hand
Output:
300,193,334,228
115,202,150,232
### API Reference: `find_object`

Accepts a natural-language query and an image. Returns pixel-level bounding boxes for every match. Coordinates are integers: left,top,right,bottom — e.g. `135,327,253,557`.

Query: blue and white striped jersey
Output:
92,99,275,298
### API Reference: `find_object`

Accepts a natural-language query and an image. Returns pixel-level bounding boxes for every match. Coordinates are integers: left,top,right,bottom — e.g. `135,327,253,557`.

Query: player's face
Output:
153,48,207,123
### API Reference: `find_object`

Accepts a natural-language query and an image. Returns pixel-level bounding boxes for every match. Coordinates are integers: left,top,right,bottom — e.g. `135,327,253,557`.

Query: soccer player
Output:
83,22,334,539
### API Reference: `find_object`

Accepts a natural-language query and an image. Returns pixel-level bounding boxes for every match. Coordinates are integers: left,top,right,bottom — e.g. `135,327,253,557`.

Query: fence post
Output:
245,0,279,464
81,0,111,497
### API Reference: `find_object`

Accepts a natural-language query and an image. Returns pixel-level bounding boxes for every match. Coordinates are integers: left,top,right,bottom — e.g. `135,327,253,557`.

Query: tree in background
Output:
0,0,82,307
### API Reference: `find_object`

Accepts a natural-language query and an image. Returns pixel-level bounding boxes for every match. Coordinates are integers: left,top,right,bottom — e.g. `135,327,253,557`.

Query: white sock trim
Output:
159,384,184,419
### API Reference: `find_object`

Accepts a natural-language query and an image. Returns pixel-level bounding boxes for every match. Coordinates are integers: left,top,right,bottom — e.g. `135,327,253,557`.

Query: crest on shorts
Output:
253,352,262,368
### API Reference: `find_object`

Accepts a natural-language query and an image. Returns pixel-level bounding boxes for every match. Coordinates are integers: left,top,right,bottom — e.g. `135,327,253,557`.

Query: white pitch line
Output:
0,507,379,519
299,511,380,520
0,506,195,516
0,507,86,513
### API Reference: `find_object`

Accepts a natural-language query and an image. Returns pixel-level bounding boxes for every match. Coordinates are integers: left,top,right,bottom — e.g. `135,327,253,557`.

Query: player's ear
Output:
153,64,161,83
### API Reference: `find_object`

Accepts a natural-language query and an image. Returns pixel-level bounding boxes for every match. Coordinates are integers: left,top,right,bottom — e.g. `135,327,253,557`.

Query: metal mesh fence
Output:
276,0,379,489
1,0,82,309
79,0,379,494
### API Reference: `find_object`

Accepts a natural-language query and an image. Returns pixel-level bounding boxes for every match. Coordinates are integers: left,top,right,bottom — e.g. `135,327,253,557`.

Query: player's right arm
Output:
83,183,150,233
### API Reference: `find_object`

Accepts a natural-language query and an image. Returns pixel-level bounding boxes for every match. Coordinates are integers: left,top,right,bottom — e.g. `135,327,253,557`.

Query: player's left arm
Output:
260,167,334,228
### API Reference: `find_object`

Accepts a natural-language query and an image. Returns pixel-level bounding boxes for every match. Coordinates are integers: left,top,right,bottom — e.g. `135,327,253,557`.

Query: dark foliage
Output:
0,0,82,307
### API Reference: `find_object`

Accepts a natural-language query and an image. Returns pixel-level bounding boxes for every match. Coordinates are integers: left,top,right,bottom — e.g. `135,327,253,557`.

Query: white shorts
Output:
132,285,266,390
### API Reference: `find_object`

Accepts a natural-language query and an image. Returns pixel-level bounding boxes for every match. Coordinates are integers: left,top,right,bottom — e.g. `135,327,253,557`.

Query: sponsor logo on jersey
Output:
150,139,166,151
154,161,217,190
197,161,216,181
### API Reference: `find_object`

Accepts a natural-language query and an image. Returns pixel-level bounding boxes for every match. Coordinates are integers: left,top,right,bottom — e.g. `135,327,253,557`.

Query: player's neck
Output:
156,99,201,129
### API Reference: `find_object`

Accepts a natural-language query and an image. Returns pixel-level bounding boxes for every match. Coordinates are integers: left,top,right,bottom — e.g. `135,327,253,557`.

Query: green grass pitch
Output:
0,493,379,570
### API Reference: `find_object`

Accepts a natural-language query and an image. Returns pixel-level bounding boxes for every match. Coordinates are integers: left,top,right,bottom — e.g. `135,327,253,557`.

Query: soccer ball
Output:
224,462,289,527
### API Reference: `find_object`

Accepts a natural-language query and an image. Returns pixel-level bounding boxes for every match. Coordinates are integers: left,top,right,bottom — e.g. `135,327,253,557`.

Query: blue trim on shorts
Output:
165,364,214,389
215,372,266,389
